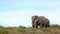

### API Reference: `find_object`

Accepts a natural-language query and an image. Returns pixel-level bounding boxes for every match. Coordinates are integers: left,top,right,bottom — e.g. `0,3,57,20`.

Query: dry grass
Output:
0,25,60,34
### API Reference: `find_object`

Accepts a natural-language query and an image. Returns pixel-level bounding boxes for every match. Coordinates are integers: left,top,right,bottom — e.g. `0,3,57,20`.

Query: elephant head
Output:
31,15,38,28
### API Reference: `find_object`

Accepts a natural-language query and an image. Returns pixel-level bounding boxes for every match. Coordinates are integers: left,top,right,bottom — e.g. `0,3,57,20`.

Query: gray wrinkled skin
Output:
31,15,50,28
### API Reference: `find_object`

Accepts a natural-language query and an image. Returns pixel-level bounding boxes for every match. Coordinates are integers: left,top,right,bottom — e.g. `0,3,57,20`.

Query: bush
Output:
17,26,27,32
50,24,60,28
5,27,13,30
0,29,9,34
18,26,26,28
0,25,4,28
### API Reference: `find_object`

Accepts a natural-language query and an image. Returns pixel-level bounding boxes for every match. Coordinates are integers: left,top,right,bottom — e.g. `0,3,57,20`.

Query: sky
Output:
0,0,60,27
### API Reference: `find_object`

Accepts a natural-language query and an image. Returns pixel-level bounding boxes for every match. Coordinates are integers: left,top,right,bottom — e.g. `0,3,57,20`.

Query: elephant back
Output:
40,16,49,23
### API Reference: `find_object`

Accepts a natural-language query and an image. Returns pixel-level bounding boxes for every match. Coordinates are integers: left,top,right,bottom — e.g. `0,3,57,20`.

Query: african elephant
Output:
31,15,50,28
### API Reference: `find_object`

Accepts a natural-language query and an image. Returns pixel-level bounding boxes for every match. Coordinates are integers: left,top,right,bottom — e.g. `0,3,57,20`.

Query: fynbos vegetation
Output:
0,24,60,34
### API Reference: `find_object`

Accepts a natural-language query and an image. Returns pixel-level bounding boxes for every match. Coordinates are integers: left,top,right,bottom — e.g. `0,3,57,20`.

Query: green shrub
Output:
0,29,9,34
17,26,27,32
50,24,60,28
5,27,13,30
18,26,26,28
17,28,27,32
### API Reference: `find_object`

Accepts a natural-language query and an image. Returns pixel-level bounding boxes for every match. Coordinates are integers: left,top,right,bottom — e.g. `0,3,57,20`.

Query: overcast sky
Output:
0,0,60,27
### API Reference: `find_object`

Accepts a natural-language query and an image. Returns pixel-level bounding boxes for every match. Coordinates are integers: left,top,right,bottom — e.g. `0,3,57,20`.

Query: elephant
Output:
31,15,50,28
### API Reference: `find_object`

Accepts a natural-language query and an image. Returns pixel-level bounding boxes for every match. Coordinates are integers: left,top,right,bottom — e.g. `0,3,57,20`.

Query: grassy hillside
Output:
0,24,60,34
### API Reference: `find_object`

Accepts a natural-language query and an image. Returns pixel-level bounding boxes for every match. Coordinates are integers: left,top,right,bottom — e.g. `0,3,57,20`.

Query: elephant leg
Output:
40,22,44,28
43,22,48,28
36,25,38,28
46,23,50,28
32,23,34,28
44,23,49,28
40,25,43,28
32,20,35,28
47,24,50,27
48,25,50,27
